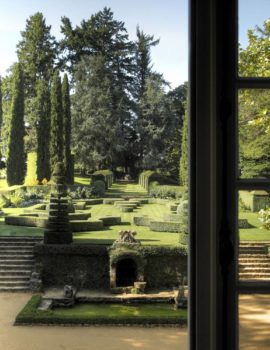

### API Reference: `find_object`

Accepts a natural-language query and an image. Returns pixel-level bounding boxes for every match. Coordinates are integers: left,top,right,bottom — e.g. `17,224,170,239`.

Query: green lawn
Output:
0,193,180,245
239,211,270,241
15,295,187,326
74,176,91,186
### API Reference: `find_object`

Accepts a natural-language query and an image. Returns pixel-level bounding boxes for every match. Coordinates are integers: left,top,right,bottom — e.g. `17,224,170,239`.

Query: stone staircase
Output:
239,242,270,280
0,237,42,291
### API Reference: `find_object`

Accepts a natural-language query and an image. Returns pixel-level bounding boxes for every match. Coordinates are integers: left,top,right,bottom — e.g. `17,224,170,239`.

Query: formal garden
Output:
0,6,270,329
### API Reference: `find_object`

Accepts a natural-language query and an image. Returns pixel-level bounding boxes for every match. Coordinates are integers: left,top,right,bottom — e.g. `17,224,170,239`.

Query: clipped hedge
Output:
120,207,133,212
133,216,152,226
5,215,47,227
70,220,103,232
103,198,122,205
163,214,182,222
149,221,181,233
73,202,86,210
139,171,177,192
15,295,187,326
98,216,121,226
149,184,183,199
92,170,114,188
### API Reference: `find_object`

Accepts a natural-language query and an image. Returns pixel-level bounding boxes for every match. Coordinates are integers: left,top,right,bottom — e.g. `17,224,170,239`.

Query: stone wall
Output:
34,244,187,290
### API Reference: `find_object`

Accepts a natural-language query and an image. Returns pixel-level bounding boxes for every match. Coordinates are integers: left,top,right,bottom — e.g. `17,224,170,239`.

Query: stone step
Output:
0,254,34,259
0,270,31,276
0,237,42,242
239,272,270,277
0,275,30,281
0,241,37,249
0,249,34,254
239,255,270,259
0,264,33,270
239,276,270,280
0,281,30,287
239,262,270,267
0,286,30,292
0,259,34,265
239,248,267,253
239,267,270,272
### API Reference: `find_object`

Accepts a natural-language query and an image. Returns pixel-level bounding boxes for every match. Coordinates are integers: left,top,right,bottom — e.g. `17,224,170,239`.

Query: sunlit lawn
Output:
239,211,270,241
16,295,187,325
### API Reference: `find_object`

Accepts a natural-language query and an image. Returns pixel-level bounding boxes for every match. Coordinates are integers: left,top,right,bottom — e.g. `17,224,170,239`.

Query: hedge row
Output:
149,221,181,233
163,214,182,222
71,220,103,232
103,198,122,205
133,216,181,233
139,171,177,192
133,216,152,226
5,215,47,227
98,216,121,226
149,184,183,199
5,215,103,232
15,296,186,326
92,170,114,188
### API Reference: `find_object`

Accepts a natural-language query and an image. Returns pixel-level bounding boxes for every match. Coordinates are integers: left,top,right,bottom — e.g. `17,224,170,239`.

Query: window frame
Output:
189,1,270,349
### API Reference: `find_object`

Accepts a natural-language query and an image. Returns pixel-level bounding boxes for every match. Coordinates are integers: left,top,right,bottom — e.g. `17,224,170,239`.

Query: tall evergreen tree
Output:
6,63,25,186
137,73,172,169
73,55,122,172
0,76,2,160
61,8,136,170
135,26,160,99
36,80,51,182
50,72,63,173
17,12,57,150
62,74,73,183
179,108,188,186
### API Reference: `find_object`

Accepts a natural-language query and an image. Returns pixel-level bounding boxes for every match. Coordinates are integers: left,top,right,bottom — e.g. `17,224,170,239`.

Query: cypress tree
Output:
36,80,51,182
0,77,2,128
0,77,2,160
50,72,63,174
179,109,188,186
6,63,26,186
62,74,73,184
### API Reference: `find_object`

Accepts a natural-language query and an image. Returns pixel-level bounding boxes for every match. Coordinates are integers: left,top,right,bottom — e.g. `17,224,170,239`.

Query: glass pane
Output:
238,191,270,281
239,0,270,77
239,294,270,349
238,89,270,179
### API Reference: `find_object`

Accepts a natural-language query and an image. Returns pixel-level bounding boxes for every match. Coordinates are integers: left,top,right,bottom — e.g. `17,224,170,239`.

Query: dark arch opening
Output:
116,258,137,287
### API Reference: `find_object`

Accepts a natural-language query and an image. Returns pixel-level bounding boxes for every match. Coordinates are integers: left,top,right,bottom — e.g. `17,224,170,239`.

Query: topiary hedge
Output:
92,170,114,188
5,215,47,227
120,207,133,212
98,216,121,226
103,198,122,205
149,184,183,199
139,171,177,192
70,220,103,232
149,221,181,233
133,216,152,226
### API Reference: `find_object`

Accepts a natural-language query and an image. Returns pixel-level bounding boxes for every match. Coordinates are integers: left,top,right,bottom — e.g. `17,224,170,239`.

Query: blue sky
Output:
0,0,269,87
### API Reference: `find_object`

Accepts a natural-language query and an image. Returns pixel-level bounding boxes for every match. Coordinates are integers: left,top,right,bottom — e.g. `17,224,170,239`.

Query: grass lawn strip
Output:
15,295,187,326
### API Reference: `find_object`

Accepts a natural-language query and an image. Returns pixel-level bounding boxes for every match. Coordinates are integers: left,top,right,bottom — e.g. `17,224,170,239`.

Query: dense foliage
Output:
239,20,270,178
50,72,63,172
6,64,26,185
62,74,73,183
35,80,51,182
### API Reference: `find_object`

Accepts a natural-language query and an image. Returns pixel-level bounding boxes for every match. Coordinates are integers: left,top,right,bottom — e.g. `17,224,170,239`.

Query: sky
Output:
0,0,269,88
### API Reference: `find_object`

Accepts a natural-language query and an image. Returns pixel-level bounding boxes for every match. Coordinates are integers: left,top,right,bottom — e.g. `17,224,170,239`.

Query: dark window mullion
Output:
238,281,270,294
237,78,270,89
236,179,270,191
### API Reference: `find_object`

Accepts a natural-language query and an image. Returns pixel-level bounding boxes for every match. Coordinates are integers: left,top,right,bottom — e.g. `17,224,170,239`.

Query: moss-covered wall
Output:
34,244,187,289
